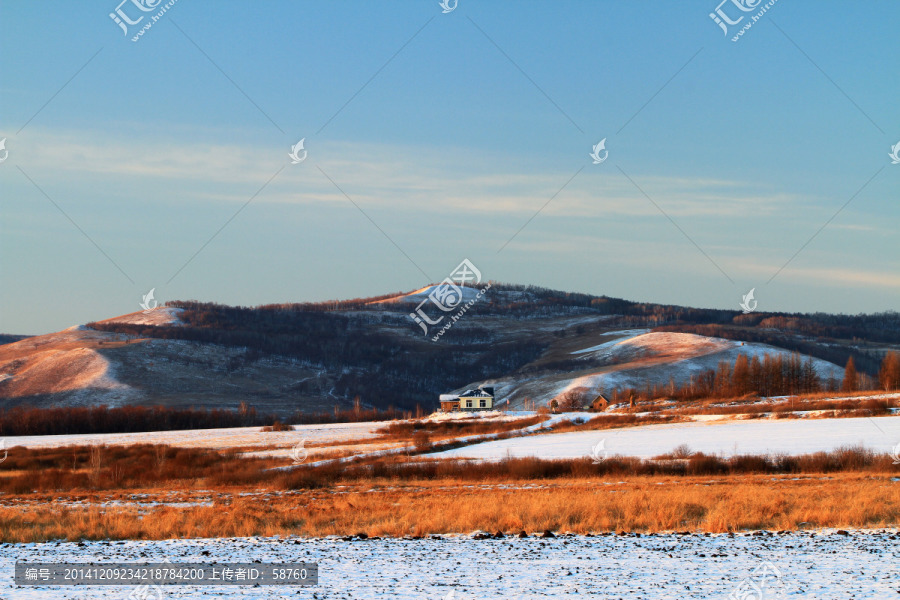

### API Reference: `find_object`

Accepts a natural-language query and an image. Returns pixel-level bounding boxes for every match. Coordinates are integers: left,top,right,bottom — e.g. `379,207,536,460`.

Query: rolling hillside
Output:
1,284,897,414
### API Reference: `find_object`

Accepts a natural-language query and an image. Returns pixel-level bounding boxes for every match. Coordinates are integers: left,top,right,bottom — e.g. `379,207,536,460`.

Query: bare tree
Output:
154,445,168,473
879,352,900,391
89,445,104,483
554,387,591,412
842,357,858,392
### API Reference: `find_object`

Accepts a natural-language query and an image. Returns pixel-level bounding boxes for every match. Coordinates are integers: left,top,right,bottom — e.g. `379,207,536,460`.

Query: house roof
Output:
459,388,493,398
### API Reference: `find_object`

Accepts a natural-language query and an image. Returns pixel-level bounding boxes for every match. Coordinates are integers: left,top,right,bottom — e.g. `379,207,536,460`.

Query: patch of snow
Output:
1,421,385,451
1,532,897,598
432,415,900,460
570,329,651,354
369,285,485,305
424,410,526,422
98,307,184,327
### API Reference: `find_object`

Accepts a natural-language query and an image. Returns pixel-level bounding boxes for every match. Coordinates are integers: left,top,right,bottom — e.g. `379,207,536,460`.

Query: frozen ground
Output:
433,415,900,460
1,531,897,599
425,409,535,421
1,420,384,451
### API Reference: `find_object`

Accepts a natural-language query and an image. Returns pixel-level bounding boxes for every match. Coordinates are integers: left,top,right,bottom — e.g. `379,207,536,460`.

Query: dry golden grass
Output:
1,473,898,542
375,416,544,442
548,413,685,433
2,442,895,495
629,390,899,416
661,396,895,418
1,443,897,542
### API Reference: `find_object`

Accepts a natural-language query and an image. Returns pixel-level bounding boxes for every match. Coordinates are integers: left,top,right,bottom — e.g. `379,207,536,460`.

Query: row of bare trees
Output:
552,351,900,408
0,403,411,437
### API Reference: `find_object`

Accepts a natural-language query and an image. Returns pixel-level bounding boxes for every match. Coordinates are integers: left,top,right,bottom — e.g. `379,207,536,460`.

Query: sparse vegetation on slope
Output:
4,284,898,413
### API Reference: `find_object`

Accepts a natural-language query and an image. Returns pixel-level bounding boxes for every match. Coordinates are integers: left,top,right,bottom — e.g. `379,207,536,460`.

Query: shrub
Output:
686,454,727,475
413,431,432,452
671,444,693,459
261,421,293,432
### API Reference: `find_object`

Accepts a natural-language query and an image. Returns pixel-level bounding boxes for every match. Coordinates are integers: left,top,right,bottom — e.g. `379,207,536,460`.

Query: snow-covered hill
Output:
1,286,890,415
489,330,844,409
0,313,349,414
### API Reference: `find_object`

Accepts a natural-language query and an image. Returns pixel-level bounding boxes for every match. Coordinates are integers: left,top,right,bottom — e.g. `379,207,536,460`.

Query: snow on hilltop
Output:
493,330,845,409
95,306,184,327
0,309,184,407
0,327,138,406
368,284,486,305
570,329,651,354
572,331,836,370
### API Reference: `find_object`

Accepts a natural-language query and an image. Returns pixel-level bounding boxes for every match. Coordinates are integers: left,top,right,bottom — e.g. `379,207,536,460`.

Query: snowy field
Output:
434,415,900,460
0,412,550,453
2,531,897,599
1,420,384,451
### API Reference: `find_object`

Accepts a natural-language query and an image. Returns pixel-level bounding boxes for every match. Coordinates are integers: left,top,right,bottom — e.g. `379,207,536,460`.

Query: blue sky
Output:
1,0,898,335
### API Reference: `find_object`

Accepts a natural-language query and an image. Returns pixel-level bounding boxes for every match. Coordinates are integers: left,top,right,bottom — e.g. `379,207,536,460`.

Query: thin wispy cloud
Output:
735,261,900,290
18,130,803,221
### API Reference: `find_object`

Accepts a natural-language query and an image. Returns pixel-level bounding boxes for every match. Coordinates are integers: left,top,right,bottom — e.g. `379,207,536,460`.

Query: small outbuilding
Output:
439,394,460,412
587,393,610,412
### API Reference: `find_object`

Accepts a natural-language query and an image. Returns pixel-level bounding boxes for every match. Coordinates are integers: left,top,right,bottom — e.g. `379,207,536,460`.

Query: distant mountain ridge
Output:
0,283,897,414
0,334,31,346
